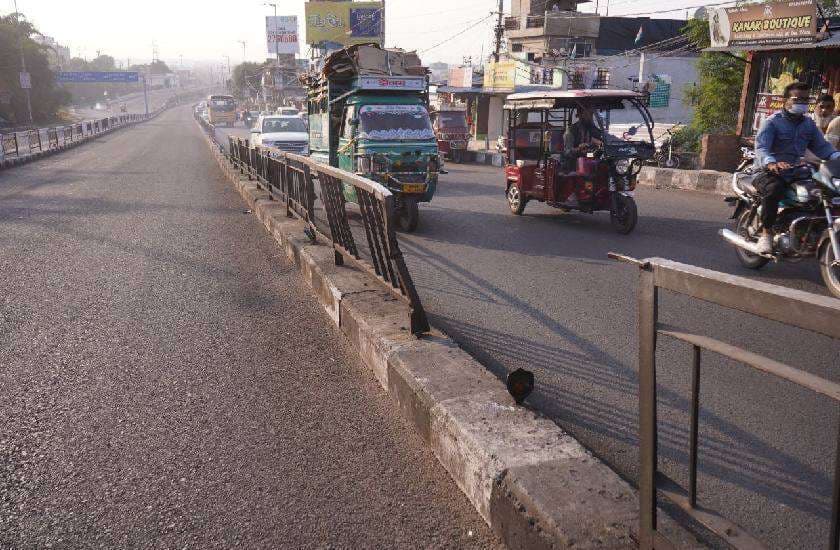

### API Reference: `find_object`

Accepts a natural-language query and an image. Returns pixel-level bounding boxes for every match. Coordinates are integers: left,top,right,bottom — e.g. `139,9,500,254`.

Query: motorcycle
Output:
719,157,840,298
654,124,681,169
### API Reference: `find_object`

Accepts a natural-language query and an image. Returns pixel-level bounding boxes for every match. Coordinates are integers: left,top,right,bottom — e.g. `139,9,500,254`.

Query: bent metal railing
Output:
609,253,840,550
219,132,429,335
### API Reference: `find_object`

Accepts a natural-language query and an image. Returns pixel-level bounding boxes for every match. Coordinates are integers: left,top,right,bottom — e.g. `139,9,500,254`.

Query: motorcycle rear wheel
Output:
819,241,840,299
734,210,770,269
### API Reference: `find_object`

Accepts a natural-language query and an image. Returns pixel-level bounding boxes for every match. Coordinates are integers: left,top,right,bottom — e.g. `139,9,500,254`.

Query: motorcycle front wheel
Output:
734,210,770,269
819,240,840,299
610,194,638,234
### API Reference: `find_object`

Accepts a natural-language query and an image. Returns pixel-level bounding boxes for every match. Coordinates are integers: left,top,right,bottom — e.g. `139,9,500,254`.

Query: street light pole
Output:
265,3,281,106
13,0,34,125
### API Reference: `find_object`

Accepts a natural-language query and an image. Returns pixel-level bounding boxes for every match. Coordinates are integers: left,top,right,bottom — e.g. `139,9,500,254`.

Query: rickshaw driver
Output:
568,105,604,153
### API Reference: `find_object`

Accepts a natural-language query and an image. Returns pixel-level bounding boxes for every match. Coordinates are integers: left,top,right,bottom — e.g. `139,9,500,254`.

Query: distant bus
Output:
207,94,236,127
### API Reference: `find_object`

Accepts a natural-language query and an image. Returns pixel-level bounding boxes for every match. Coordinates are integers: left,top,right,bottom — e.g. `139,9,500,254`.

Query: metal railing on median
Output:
194,112,429,335
609,253,840,550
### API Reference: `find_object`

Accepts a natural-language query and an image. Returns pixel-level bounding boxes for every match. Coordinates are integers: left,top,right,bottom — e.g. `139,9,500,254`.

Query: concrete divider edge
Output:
200,123,706,549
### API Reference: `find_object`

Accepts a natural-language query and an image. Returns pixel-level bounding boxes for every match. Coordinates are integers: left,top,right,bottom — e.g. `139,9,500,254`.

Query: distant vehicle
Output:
206,94,236,127
119,104,127,113
250,115,309,155
243,111,260,129
431,106,470,161
275,107,300,117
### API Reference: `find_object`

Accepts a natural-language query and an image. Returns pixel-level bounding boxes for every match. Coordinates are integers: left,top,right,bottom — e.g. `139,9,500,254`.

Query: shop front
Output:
705,0,839,136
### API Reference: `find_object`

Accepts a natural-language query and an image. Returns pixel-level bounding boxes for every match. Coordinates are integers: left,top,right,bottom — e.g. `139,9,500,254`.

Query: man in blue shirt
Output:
753,82,840,253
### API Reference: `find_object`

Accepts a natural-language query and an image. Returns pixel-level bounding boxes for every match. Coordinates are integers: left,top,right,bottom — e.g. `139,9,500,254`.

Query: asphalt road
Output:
399,163,839,549
212,123,840,548
0,107,500,549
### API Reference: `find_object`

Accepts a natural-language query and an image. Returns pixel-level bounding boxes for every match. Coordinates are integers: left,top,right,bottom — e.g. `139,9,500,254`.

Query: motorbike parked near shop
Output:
720,157,840,298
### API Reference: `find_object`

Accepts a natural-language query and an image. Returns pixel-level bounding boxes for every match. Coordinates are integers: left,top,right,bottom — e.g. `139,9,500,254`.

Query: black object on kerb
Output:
507,368,534,405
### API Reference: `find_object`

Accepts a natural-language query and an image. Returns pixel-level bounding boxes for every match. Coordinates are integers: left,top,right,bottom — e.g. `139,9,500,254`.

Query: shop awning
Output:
704,32,840,53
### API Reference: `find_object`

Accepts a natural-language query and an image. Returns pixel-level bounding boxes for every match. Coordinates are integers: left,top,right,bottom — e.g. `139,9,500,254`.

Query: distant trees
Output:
0,13,69,125
232,62,267,100
675,18,746,150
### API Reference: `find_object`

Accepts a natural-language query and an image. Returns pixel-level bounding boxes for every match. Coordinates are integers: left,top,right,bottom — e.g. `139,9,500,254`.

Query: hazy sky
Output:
5,0,694,67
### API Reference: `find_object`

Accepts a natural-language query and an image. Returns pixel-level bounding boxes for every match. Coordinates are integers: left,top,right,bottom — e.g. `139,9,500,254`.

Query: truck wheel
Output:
507,184,526,215
396,198,419,232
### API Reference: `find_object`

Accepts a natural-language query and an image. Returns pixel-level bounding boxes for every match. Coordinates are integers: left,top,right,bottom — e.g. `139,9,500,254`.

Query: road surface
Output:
214,120,840,548
0,107,500,549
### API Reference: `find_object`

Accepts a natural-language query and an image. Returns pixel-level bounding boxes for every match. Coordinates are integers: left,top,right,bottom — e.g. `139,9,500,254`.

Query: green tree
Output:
0,13,69,125
679,18,747,149
149,60,171,74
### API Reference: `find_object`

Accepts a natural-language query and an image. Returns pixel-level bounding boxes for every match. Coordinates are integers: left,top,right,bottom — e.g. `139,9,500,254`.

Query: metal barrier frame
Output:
214,130,429,335
610,253,840,550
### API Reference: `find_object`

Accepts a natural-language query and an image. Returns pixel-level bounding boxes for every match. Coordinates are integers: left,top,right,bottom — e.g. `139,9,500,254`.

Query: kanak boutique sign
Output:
709,0,818,48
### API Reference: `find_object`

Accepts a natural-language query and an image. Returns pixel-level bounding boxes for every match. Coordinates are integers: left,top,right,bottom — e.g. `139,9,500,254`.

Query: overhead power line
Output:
419,13,496,54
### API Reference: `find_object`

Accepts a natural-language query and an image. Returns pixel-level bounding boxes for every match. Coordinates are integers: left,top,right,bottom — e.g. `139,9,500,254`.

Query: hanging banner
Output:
448,67,473,89
709,0,818,48
305,1,382,46
267,16,300,55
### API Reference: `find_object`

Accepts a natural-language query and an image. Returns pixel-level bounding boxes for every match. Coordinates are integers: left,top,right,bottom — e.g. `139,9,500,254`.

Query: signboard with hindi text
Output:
267,16,300,55
709,0,818,48
305,1,382,46
483,61,517,93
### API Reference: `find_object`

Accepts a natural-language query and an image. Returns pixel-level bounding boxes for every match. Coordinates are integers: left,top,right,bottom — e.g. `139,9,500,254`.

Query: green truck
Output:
306,45,440,232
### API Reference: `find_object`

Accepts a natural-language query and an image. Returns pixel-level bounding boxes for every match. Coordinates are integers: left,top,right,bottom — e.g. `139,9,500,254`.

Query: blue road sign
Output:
56,72,140,83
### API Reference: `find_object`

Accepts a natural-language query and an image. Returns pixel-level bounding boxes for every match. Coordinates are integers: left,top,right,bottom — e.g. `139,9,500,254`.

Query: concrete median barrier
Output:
197,120,706,549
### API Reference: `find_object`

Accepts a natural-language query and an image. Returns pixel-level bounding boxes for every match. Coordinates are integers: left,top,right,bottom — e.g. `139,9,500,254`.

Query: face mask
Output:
788,103,809,116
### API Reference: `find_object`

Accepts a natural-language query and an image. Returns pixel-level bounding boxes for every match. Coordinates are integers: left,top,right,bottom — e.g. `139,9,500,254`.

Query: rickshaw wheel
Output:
507,184,526,215
610,195,638,234
396,198,419,232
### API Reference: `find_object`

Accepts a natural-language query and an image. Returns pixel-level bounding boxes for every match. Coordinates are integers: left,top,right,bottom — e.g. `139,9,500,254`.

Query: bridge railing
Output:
195,113,428,334
0,113,148,161
610,252,840,550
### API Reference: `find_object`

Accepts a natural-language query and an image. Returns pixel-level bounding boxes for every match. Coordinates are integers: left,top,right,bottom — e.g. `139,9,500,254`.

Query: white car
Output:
275,107,300,117
250,115,309,155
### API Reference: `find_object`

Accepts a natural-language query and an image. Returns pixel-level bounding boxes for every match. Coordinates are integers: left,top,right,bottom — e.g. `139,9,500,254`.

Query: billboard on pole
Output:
267,15,300,55
56,72,140,83
305,1,383,46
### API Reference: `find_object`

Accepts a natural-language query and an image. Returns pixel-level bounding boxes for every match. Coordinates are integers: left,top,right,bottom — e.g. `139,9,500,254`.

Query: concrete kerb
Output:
197,122,705,549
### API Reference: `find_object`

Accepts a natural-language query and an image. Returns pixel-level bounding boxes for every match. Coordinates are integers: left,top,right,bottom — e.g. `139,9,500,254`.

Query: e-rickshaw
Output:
502,90,655,234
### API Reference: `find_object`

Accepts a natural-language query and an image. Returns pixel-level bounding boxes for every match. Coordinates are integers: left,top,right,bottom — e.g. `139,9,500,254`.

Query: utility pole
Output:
493,0,504,62
381,0,386,48
13,0,33,125
238,40,247,60
265,3,281,107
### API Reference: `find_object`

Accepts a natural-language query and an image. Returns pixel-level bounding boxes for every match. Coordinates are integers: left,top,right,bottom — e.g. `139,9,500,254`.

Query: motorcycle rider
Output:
753,82,840,253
